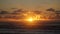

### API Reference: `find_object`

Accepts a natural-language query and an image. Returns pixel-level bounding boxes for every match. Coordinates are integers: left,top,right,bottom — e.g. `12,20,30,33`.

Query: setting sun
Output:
26,17,33,22
25,16,40,22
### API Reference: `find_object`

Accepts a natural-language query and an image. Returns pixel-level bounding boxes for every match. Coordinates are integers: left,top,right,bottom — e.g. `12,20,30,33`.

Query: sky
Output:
0,0,60,11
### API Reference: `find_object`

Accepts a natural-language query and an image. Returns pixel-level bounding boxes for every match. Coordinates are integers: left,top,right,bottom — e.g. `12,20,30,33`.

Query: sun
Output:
27,17,33,22
26,16,40,22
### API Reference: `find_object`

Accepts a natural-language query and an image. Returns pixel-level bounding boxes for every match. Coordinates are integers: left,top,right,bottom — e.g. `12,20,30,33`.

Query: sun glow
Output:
27,17,33,22
22,11,44,22
26,15,41,22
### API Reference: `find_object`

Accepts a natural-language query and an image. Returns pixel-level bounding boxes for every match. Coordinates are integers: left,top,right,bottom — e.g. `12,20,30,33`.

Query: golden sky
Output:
0,0,60,11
